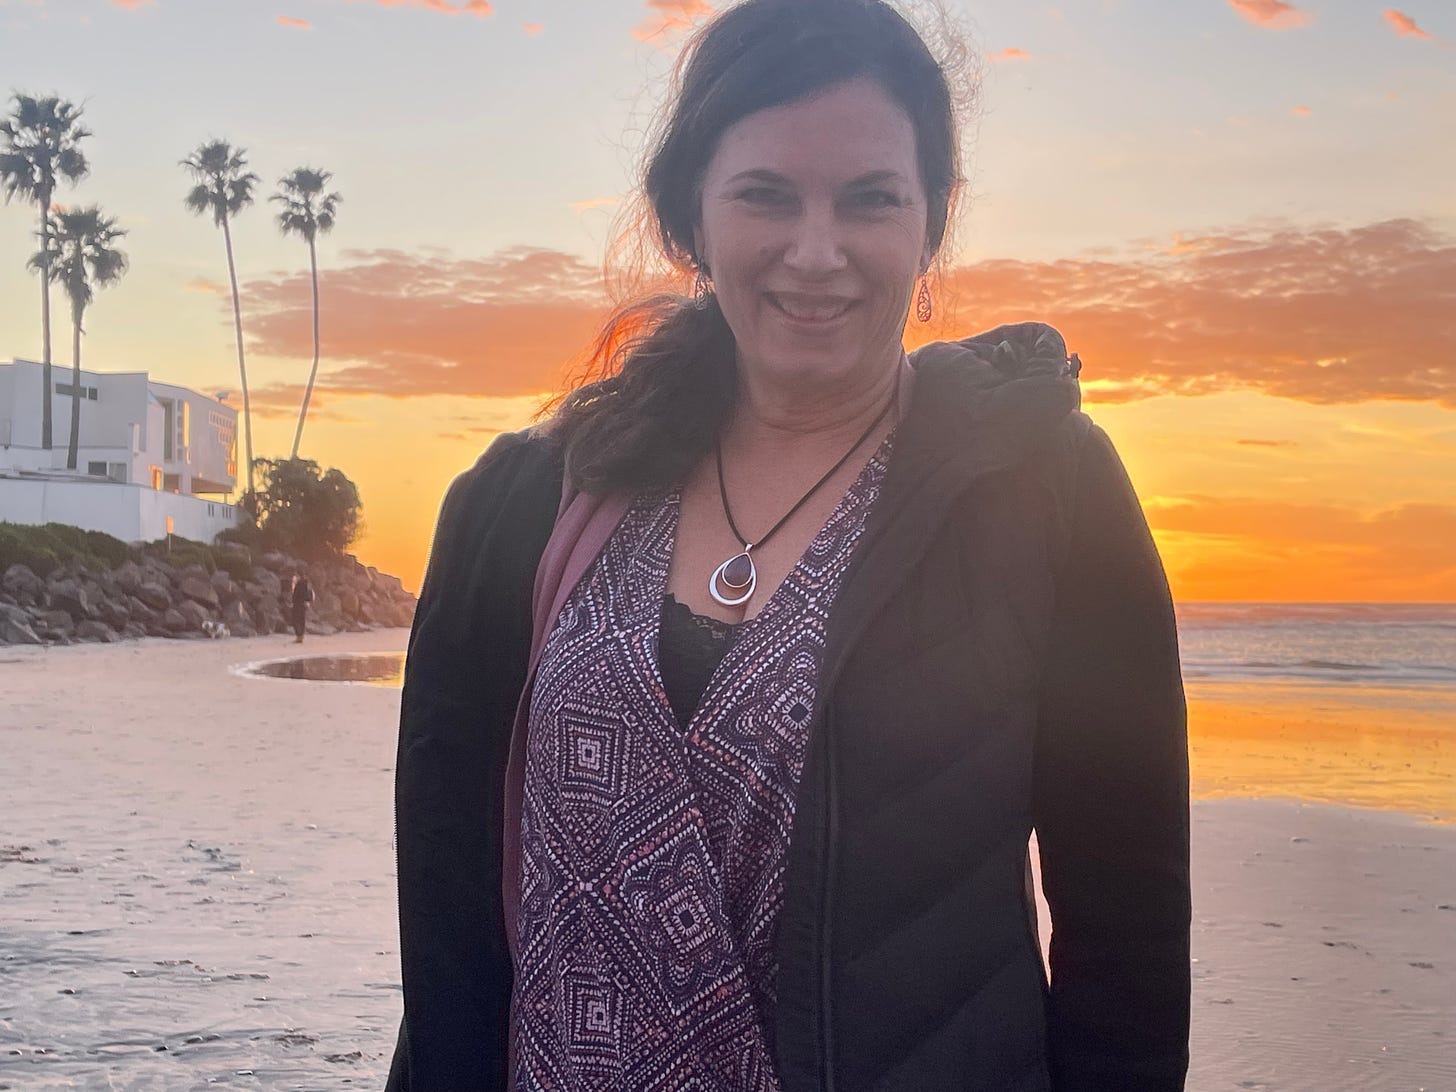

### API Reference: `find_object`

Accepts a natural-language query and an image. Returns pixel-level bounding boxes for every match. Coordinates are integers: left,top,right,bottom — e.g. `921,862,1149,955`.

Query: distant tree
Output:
181,139,259,499
0,93,91,452
29,206,128,470
252,457,362,560
271,166,341,459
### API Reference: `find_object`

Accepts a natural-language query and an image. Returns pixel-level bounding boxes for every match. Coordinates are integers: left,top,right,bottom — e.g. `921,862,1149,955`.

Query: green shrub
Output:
0,525,62,577
0,522,132,577
252,458,362,561
137,534,217,573
213,551,253,581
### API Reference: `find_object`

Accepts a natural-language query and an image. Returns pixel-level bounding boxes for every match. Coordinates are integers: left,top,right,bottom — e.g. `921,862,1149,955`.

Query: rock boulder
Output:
135,582,172,613
177,575,220,610
175,600,210,632
47,579,97,620
2,564,47,607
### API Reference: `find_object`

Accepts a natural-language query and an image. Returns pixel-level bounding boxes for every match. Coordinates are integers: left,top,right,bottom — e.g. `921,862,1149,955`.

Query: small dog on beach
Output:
200,620,231,640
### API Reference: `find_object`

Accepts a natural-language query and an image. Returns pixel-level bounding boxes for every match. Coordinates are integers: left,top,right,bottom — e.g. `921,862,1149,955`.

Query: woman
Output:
388,1,1190,1089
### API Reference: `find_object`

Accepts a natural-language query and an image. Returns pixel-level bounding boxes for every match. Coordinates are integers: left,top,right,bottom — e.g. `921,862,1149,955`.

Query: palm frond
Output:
40,204,129,318
183,183,212,216
271,167,341,241
181,139,258,226
316,191,342,234
0,92,90,206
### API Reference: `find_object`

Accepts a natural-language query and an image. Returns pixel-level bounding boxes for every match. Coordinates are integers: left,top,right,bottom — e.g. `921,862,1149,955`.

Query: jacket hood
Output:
900,320,1084,485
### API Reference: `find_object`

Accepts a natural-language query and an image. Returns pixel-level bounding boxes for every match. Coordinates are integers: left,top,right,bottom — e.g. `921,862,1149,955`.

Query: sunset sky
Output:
1,0,1452,600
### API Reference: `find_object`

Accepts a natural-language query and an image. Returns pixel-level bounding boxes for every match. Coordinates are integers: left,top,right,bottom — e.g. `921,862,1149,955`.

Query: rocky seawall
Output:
0,546,417,645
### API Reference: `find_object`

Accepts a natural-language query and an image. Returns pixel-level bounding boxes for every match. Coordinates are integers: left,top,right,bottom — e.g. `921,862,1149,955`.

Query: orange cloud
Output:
278,14,311,28
633,0,712,42
182,276,227,296
236,384,361,424
522,22,543,35
1383,9,1431,38
241,246,604,400
1147,496,1456,600
569,196,619,213
919,218,1456,409
1291,104,1312,116
230,219,1455,411
989,47,1031,62
347,0,493,15
112,0,154,7
1227,0,1311,29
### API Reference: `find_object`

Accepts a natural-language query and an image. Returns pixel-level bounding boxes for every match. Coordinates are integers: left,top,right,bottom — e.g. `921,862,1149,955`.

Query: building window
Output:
150,466,163,490
87,460,107,476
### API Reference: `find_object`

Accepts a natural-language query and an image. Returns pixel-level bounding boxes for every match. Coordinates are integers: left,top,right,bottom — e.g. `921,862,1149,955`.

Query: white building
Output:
0,358,243,543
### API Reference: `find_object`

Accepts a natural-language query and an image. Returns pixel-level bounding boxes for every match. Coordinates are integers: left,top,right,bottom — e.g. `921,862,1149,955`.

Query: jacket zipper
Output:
810,500,957,1091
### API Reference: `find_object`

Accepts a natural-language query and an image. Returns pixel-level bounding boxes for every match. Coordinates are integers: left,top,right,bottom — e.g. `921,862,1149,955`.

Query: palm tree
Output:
271,166,341,458
0,93,91,452
29,206,129,471
181,139,259,499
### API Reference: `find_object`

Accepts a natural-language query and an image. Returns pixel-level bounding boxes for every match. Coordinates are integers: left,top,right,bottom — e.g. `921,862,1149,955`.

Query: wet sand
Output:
1,631,409,1090
1,634,1453,1090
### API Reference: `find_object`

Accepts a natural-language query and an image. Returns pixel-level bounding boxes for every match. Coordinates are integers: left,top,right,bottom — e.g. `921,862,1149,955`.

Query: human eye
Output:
847,189,904,211
736,186,794,209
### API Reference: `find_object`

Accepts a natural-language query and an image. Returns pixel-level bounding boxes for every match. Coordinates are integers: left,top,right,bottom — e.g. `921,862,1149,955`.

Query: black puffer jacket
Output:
387,323,1190,1091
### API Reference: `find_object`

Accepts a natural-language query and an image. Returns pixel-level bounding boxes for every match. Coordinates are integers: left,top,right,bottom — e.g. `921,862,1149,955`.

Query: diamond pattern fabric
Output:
512,431,894,1091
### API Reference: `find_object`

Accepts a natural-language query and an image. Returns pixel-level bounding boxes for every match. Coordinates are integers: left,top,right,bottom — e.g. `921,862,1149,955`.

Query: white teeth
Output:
773,295,851,321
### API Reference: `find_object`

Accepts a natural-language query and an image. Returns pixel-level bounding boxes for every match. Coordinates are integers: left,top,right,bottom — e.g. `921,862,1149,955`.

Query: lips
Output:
766,291,855,324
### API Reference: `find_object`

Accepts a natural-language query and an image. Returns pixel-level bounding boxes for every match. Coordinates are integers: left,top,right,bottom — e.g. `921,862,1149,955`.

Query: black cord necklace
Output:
709,391,897,607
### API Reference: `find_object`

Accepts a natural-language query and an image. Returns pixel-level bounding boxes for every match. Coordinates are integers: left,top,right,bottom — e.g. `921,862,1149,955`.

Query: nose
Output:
781,200,848,278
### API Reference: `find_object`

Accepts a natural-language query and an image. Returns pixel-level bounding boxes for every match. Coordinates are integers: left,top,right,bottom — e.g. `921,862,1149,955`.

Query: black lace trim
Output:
661,593,741,645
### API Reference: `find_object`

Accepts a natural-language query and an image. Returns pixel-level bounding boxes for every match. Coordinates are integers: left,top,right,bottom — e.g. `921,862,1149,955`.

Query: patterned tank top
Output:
513,430,894,1091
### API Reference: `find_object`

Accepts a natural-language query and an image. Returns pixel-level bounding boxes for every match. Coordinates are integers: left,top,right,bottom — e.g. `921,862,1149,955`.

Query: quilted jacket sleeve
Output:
1032,422,1191,1091
386,430,563,1091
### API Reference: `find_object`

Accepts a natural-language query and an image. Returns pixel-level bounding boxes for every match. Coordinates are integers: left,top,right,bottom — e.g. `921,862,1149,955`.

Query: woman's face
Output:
695,77,932,395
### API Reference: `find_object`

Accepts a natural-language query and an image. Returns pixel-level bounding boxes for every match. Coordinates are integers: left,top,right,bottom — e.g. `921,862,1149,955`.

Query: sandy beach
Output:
2,633,1453,1090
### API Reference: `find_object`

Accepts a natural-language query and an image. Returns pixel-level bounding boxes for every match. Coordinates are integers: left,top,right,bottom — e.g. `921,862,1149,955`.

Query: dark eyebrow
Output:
845,170,911,187
720,168,912,188
722,169,792,186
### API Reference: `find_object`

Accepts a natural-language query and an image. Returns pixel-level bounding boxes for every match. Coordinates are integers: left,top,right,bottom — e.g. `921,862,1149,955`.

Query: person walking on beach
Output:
388,1,1191,1089
290,574,313,643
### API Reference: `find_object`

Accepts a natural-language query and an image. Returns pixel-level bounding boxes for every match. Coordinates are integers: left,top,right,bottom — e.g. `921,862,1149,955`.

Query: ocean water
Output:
1176,602,1456,690
1173,603,1456,821
239,603,1456,696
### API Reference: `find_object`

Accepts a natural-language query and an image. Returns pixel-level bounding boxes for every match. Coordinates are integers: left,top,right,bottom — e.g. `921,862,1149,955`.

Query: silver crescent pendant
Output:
709,548,757,607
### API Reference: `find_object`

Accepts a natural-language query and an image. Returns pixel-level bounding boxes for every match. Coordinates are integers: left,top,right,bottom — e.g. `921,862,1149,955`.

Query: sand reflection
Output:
1187,679,1456,824
238,654,1456,822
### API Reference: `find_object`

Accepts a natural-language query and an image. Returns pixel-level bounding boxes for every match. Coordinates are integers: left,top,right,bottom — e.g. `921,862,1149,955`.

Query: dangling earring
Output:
693,265,713,301
915,276,933,323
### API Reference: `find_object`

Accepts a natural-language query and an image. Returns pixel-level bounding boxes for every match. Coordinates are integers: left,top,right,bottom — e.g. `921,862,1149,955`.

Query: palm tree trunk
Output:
291,234,321,459
39,193,53,452
221,214,255,499
67,306,82,471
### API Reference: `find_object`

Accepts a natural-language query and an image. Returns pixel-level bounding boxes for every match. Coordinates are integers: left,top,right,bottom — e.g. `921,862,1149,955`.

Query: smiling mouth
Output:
767,292,855,323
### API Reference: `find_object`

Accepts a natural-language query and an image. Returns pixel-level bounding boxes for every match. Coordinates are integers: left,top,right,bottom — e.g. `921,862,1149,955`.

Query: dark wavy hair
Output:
547,0,971,494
